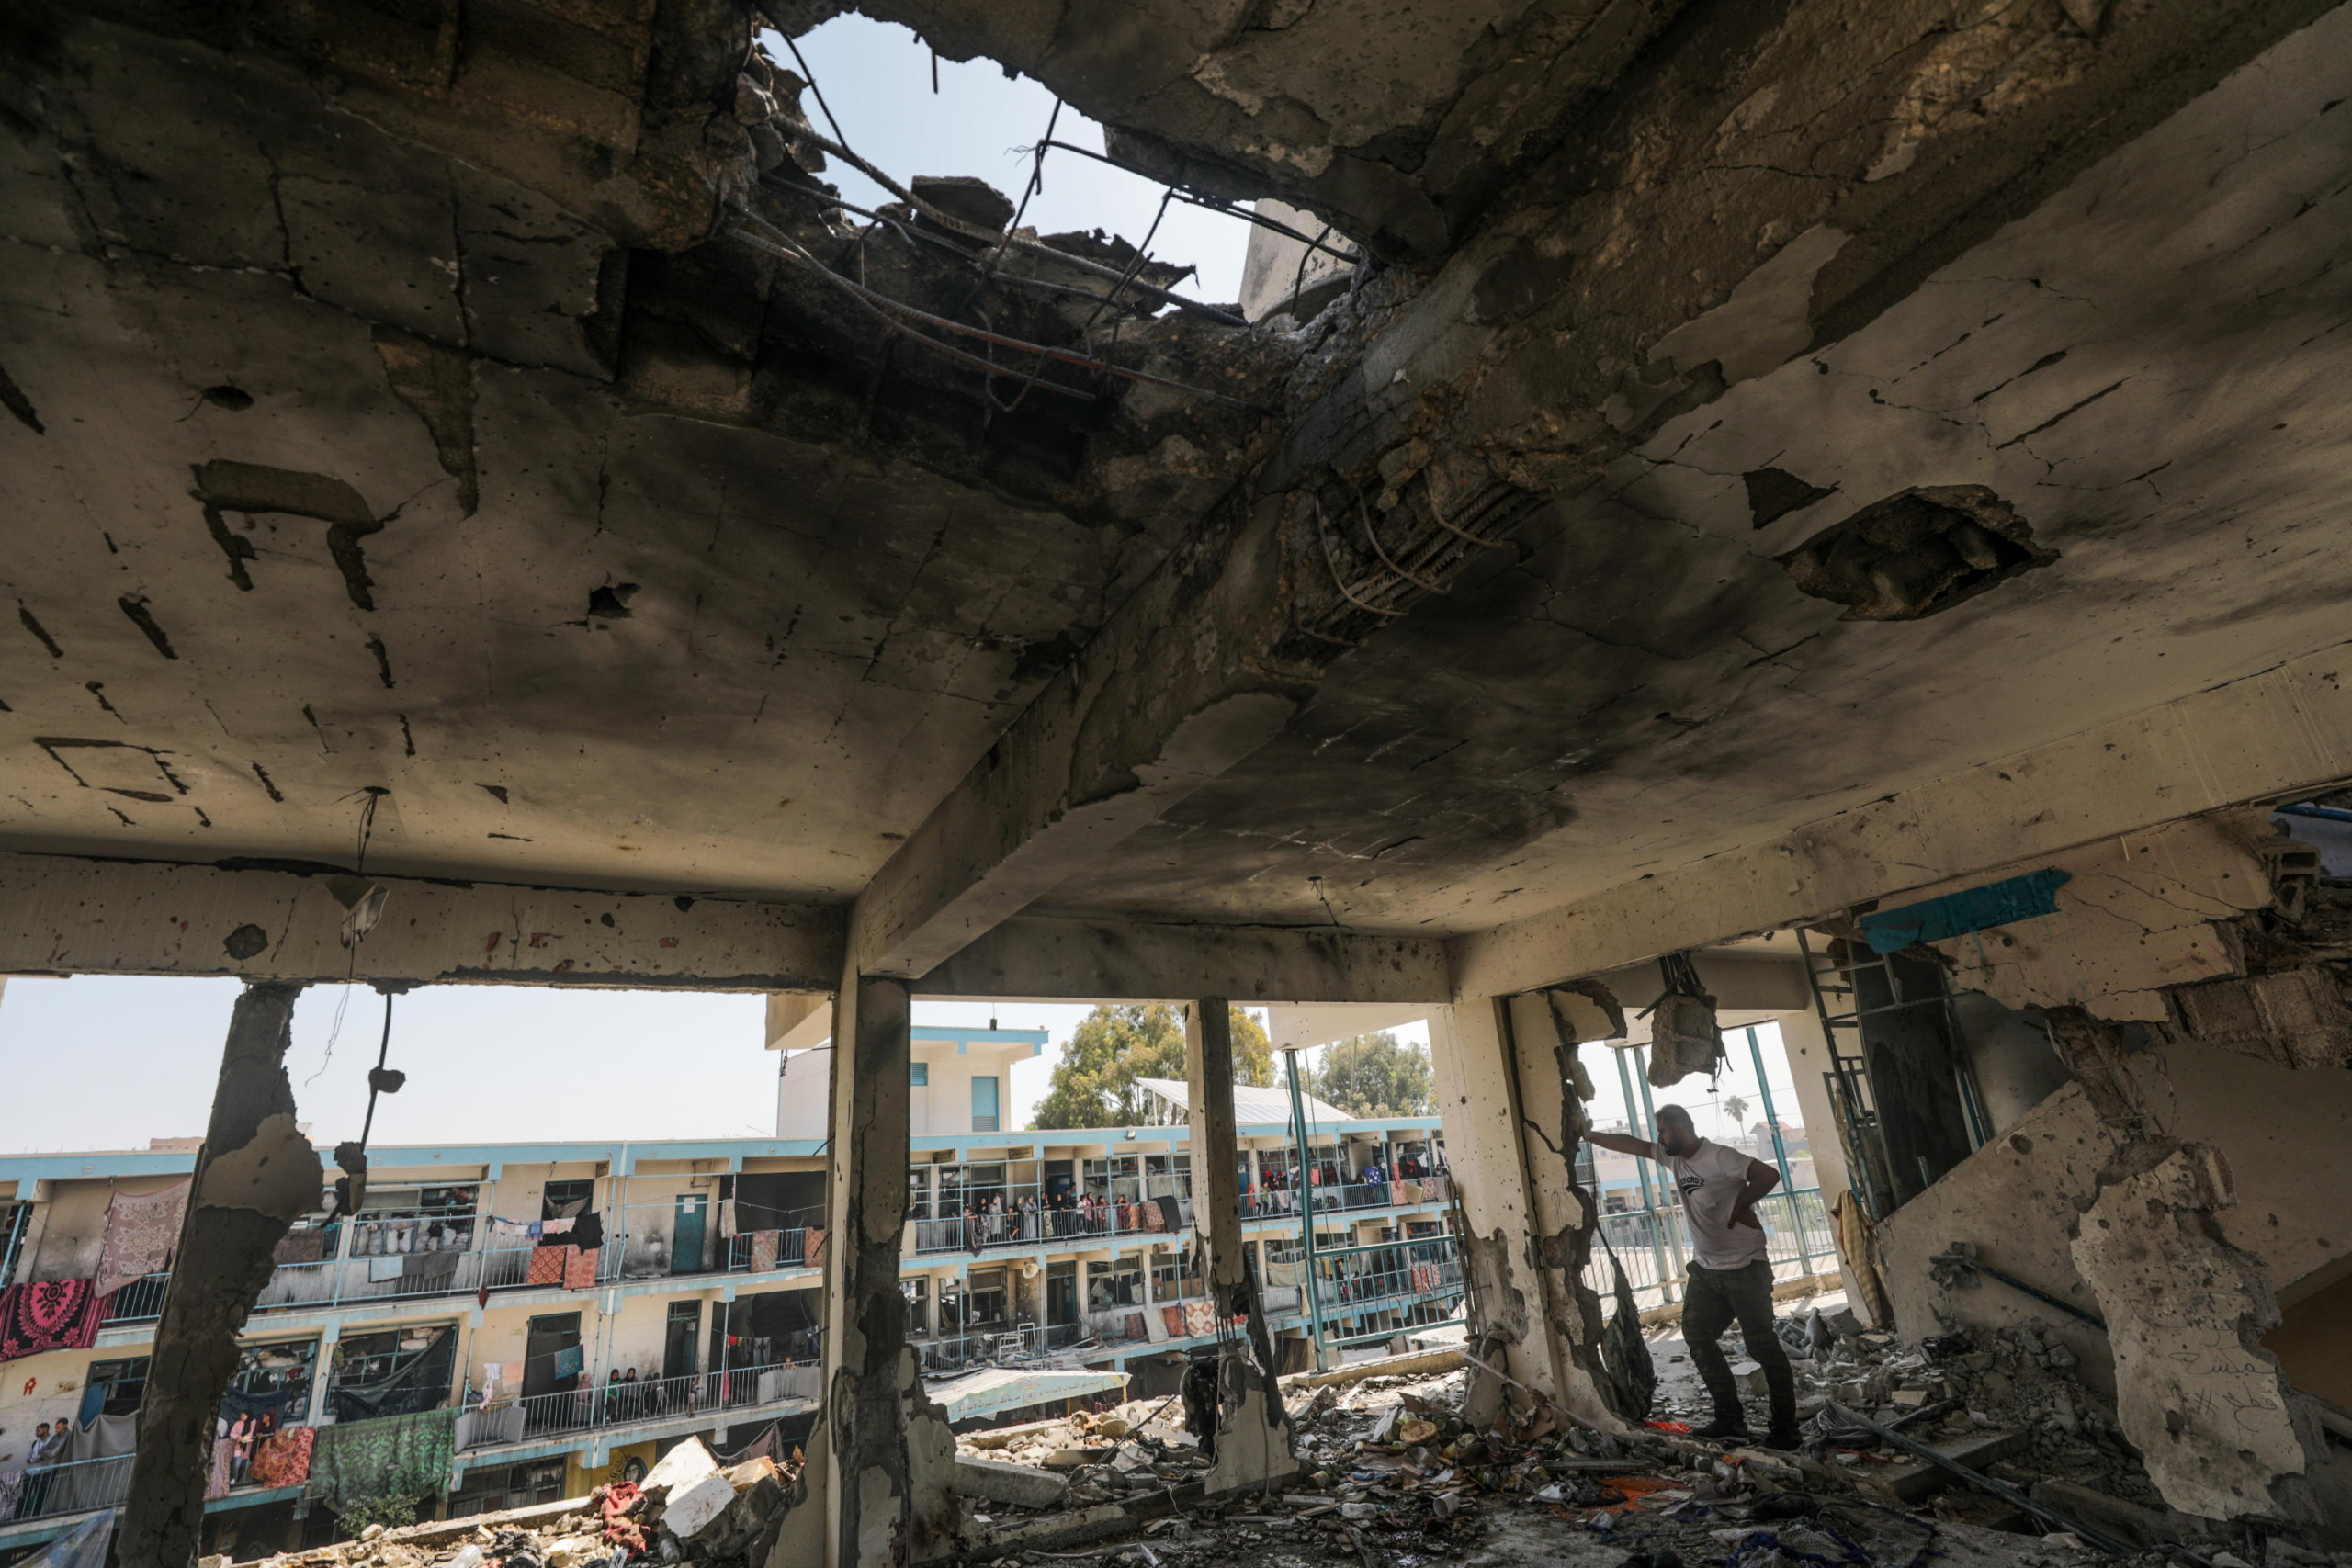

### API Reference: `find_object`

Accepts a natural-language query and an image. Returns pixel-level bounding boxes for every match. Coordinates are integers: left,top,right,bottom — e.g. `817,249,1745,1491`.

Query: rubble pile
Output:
224,1438,801,1568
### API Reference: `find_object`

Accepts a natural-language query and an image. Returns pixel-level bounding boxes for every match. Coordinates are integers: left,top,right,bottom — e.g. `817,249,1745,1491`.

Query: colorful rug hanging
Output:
748,1231,779,1273
563,1247,599,1290
0,1280,103,1365
248,1426,316,1489
526,1246,569,1287
95,1180,190,1300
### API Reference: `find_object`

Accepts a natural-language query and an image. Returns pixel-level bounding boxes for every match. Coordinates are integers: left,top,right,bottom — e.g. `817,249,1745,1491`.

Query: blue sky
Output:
774,14,1254,304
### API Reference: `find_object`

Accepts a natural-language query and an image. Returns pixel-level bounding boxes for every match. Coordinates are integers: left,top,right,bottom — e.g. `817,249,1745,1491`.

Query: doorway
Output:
673,1194,708,1275
662,1301,700,1382
523,1312,582,1431
1046,1261,1078,1326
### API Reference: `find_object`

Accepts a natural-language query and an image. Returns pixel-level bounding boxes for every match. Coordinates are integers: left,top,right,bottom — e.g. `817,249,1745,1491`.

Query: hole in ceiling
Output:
1743,466,1835,528
1778,484,2054,621
586,582,639,619
201,385,254,411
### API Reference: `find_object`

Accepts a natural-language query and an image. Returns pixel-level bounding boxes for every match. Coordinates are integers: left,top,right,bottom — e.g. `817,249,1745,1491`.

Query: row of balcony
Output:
0,1359,825,1531
94,1179,1450,1326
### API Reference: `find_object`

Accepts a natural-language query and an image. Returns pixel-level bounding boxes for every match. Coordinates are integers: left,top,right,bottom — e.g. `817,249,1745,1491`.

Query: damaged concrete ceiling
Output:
4,0,2351,958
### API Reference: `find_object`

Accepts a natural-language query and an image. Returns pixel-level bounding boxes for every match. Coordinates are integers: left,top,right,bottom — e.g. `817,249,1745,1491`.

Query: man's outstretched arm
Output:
1584,1130,1661,1160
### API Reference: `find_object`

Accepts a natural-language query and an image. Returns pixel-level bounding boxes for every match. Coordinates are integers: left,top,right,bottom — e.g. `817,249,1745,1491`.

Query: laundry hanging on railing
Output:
306,1407,458,1513
66,1410,138,1461
94,1179,188,1300
401,1249,462,1289
273,1228,327,1265
248,1425,315,1488
0,1280,103,1365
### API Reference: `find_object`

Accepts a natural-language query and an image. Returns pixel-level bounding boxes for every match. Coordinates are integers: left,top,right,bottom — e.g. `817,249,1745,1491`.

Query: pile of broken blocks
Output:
227,1437,800,1568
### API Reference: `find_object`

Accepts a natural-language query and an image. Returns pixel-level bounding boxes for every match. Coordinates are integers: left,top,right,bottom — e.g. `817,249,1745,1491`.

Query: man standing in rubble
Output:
1584,1105,1797,1447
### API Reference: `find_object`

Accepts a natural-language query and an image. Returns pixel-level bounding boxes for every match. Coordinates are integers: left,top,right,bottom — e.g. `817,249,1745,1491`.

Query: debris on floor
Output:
232,1438,800,1568
944,1313,2352,1568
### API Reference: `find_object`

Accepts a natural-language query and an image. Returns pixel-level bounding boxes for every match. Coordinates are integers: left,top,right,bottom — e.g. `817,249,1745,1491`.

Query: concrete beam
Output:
915,914,1452,1003
0,852,842,988
853,670,1302,980
1450,642,2352,998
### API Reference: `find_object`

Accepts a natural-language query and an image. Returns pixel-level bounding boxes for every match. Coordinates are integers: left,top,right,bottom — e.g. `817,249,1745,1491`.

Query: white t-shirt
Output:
1661,1138,1769,1270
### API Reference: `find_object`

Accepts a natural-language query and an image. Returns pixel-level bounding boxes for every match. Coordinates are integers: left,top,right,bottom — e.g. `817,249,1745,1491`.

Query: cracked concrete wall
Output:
1429,995,1620,1428
1877,1032,2352,1517
1917,815,2275,1021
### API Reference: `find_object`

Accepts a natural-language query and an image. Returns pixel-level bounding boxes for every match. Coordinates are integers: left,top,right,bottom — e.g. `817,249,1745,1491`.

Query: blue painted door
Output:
673,1194,707,1275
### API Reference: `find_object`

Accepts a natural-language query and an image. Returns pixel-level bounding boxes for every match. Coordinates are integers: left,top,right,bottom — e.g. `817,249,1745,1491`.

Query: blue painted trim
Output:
912,1026,1048,1043
1860,867,2071,953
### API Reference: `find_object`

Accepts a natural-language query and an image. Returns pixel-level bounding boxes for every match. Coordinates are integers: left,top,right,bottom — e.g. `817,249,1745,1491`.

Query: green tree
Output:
1305,1031,1436,1117
1028,1004,1273,1130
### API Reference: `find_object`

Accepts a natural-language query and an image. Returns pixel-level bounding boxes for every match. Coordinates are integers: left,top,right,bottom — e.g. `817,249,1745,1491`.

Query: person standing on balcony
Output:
226,1410,257,1484
1581,1104,1796,1448
1021,1193,1038,1242
17,1422,67,1517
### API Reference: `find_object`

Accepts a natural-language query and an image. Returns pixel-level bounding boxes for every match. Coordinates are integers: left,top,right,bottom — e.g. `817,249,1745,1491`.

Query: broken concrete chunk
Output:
641,1435,718,1496
1044,1446,1115,1469
661,1470,739,1540
952,1455,1069,1509
910,175,1014,235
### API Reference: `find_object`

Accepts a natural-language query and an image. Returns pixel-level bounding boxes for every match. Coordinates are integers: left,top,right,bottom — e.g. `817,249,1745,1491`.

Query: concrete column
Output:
122,981,321,1568
810,975,956,1568
1185,998,1295,1495
1427,998,1615,1428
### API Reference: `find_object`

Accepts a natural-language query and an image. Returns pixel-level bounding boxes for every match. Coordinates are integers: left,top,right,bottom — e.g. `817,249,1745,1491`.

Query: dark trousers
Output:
1682,1258,1795,1432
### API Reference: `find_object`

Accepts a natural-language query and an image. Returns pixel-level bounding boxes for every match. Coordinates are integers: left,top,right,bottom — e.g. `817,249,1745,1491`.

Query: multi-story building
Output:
0,1023,1457,1560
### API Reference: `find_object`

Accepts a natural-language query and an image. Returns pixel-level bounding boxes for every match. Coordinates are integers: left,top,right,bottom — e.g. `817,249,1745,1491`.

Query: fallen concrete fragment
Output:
951,1454,1069,1508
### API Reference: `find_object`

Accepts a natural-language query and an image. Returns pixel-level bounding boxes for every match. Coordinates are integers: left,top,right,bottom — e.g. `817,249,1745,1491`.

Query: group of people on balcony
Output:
951,1190,1182,1252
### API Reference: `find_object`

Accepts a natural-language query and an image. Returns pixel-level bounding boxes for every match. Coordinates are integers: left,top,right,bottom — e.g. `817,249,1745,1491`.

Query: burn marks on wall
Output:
1778,485,2054,622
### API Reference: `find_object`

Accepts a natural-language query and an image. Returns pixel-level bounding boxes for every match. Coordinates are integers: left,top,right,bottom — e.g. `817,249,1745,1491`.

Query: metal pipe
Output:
1611,1045,1675,1303
1283,1047,1329,1371
1743,1026,1814,1277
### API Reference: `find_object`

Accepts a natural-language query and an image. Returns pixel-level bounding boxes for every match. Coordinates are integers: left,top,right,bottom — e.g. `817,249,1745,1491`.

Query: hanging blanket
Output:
400,1249,462,1289
749,1231,780,1273
526,1246,570,1287
1156,1195,1184,1233
805,1228,828,1268
249,1425,315,1488
95,1180,189,1301
564,1247,600,1290
306,1407,458,1512
1182,1301,1216,1337
1160,1304,1188,1337
0,1280,103,1365
273,1228,327,1265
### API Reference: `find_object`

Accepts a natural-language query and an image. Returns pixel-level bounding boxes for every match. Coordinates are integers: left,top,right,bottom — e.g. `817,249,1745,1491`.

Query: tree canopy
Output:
1301,1031,1436,1117
1027,1004,1274,1131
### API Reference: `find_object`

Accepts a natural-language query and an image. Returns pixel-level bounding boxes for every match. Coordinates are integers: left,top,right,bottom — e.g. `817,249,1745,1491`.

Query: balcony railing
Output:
453,1361,819,1451
908,1175,1447,1256
1584,1187,1834,1309
911,1322,1089,1374
97,1209,822,1327
4,1451,135,1526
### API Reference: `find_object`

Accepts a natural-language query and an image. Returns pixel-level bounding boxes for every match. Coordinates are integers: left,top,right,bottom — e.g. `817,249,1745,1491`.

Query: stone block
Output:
1874,1428,2030,1503
953,1456,1069,1508
662,1471,739,1540
644,1434,719,1496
